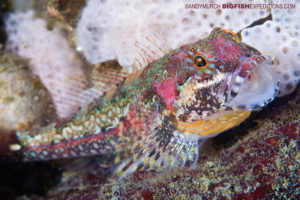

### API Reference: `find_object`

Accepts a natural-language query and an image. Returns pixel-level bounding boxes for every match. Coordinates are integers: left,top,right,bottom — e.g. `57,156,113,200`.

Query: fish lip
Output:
223,54,265,102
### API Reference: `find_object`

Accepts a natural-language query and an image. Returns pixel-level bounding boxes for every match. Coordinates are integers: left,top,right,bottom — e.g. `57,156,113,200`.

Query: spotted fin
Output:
101,127,203,179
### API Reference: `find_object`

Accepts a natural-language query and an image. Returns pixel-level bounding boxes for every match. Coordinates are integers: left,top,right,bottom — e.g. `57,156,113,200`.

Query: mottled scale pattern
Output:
17,28,279,177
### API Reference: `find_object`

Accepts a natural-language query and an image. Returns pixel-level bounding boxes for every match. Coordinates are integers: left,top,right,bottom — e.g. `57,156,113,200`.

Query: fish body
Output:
17,28,279,177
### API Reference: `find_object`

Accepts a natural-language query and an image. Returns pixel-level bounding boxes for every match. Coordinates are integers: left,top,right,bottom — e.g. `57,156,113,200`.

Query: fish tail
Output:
16,123,121,161
16,123,59,160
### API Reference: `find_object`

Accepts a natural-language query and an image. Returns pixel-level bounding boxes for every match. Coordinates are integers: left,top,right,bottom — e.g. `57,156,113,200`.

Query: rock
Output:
0,53,54,156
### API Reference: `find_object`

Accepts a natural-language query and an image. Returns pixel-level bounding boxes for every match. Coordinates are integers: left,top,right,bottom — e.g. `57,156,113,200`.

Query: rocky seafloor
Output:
0,85,298,200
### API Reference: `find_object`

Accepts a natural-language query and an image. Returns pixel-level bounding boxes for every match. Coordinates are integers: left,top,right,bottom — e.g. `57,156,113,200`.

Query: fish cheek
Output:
180,84,222,121
194,87,220,113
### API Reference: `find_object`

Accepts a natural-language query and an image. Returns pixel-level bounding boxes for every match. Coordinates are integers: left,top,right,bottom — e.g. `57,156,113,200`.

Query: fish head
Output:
173,27,279,139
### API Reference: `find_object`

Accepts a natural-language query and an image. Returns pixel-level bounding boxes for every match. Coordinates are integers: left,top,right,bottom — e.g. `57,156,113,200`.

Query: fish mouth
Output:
225,55,280,110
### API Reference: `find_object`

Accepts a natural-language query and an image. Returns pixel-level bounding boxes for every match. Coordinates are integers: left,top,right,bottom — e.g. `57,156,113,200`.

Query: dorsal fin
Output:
91,60,128,92
54,60,129,122
131,32,172,70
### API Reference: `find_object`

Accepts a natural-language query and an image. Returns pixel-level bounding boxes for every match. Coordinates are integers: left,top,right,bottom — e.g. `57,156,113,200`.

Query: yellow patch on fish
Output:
176,110,251,138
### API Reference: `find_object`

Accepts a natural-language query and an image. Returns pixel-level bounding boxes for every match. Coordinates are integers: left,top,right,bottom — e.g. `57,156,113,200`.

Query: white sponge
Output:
5,10,101,119
241,0,300,96
76,0,270,70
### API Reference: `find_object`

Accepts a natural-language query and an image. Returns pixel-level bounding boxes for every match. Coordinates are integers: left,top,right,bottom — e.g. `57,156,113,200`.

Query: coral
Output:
76,0,270,71
5,10,100,119
0,52,54,155
241,0,300,96
46,0,87,48
47,0,86,27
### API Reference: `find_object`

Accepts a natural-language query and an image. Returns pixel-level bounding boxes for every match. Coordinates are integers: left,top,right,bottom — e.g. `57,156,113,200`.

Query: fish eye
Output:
223,29,239,43
194,55,208,68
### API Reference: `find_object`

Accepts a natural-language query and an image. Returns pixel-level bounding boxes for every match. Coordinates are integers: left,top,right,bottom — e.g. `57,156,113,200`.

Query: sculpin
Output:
16,28,279,177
